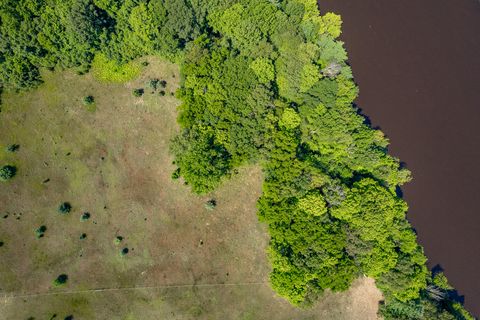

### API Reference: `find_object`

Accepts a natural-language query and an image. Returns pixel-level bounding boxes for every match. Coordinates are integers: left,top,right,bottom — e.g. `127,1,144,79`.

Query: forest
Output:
0,0,474,319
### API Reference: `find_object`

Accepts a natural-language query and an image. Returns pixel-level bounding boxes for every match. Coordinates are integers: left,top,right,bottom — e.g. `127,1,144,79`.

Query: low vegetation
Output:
0,0,473,319
0,165,16,181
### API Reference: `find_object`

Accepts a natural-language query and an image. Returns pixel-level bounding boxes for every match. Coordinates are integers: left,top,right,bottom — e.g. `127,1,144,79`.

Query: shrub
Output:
53,274,68,286
35,225,47,238
133,88,144,97
120,247,129,256
80,212,90,221
204,199,217,211
0,241,4,247
114,236,123,245
141,61,149,67
159,80,167,88
64,315,74,320
159,90,166,96
83,96,94,105
6,144,20,152
0,165,17,181
79,233,87,240
148,79,160,91
58,202,72,214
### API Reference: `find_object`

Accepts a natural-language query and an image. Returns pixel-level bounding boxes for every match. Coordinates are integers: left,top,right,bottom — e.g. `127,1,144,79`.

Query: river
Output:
319,0,480,316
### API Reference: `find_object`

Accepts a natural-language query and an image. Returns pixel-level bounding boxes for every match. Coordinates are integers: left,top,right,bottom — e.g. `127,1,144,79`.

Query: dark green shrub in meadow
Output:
114,236,123,245
120,247,129,256
58,202,72,214
53,274,68,286
0,241,4,247
6,144,20,152
204,199,216,211
80,212,90,221
0,165,17,181
35,225,47,238
79,233,87,240
83,96,94,105
159,80,167,88
148,79,160,91
171,168,181,180
133,88,144,97
159,90,166,96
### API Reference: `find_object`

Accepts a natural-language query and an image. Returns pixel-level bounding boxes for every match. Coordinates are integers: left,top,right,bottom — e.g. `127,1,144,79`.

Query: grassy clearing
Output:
0,58,381,319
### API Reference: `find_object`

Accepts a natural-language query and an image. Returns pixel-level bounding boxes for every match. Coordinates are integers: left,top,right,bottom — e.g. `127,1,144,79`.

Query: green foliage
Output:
58,202,72,214
132,88,144,97
250,58,275,83
35,225,47,238
279,108,301,130
6,144,20,152
53,274,68,286
83,96,95,105
91,53,142,83
204,199,217,211
0,165,17,181
80,212,91,221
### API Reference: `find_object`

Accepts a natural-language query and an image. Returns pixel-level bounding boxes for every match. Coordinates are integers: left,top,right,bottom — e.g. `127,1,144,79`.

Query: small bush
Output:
83,96,94,105
7,144,20,152
159,90,166,96
141,61,149,67
53,274,68,286
64,315,74,320
204,199,217,211
114,236,123,245
0,241,4,247
120,247,129,256
80,212,90,221
79,233,87,240
35,225,47,238
148,79,160,91
58,202,72,214
159,80,167,88
133,88,144,97
0,165,17,181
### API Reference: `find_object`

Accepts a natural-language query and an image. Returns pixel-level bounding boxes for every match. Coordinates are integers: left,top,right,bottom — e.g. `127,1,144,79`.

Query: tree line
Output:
0,1,473,319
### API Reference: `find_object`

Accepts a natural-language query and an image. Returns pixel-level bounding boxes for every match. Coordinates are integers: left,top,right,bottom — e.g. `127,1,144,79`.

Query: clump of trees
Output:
0,0,472,319
0,165,16,181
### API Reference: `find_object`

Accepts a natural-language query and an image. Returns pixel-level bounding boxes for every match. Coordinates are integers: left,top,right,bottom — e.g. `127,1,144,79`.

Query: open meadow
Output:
0,58,381,320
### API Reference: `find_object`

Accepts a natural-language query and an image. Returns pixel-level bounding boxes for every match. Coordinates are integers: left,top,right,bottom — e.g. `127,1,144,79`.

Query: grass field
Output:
0,58,382,320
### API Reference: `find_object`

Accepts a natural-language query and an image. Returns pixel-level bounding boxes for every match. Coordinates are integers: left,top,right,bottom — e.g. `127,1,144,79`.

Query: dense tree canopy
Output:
0,1,473,319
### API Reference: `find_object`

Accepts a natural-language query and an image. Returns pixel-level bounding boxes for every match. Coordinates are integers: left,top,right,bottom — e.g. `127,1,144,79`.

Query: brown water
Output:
319,0,480,316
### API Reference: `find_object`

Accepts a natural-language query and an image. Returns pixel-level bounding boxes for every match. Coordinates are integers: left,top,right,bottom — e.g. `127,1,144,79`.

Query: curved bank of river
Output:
319,0,480,316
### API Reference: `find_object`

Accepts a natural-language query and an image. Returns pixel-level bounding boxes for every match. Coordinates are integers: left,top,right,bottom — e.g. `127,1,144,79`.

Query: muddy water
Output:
319,0,480,316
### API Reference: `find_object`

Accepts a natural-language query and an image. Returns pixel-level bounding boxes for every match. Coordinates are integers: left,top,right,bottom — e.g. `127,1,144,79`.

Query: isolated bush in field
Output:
0,165,17,181
114,236,123,245
53,274,68,286
35,225,47,238
148,79,160,91
0,241,4,247
159,90,166,96
120,247,129,256
204,199,217,211
83,96,94,105
64,315,74,320
79,233,87,240
133,88,144,97
142,61,149,67
58,202,72,214
80,212,90,221
6,144,20,152
159,80,167,88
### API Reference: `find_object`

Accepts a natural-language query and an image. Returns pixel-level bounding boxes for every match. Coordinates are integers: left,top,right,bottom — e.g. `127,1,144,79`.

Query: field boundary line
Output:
2,281,269,302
